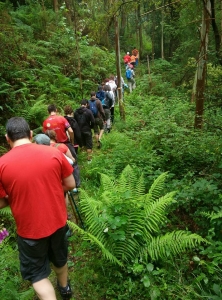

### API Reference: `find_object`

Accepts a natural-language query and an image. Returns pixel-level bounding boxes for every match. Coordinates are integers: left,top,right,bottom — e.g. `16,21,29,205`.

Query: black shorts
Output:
17,225,68,283
81,131,93,149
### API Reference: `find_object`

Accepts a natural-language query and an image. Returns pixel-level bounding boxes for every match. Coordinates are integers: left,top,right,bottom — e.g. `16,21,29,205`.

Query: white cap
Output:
127,52,130,55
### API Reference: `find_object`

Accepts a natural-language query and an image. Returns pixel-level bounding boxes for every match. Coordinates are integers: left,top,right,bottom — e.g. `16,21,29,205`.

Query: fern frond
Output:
144,191,176,233
147,172,168,202
146,231,207,261
210,211,222,220
0,206,12,216
67,221,122,267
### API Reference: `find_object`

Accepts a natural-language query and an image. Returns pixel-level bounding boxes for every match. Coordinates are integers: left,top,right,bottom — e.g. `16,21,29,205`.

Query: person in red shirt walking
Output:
43,104,81,188
43,104,74,145
123,51,131,66
0,117,75,300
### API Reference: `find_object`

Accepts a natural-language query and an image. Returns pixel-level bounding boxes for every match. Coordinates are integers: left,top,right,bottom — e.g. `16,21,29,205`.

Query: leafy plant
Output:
68,166,206,267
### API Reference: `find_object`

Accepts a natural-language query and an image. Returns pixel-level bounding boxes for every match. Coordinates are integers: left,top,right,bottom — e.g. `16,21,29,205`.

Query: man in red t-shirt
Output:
43,104,74,144
123,52,131,66
0,117,75,300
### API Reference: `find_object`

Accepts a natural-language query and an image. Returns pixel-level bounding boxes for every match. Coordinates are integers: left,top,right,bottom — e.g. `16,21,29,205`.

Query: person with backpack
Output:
132,47,139,66
126,64,136,93
64,105,82,154
96,85,105,102
88,91,105,149
43,104,81,188
74,99,95,162
103,85,114,133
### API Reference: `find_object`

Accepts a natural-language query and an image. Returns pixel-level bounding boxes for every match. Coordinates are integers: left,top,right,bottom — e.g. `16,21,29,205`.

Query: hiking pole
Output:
68,191,85,230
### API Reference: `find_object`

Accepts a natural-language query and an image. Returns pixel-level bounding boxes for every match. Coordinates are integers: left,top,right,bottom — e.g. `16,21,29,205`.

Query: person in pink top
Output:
0,117,75,300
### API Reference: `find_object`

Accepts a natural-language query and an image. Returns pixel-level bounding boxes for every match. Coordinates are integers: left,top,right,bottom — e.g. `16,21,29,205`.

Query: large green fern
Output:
69,165,207,266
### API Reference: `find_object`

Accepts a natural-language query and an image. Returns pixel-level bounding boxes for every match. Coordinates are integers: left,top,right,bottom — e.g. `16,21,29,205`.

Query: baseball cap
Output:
34,134,50,145
127,52,130,55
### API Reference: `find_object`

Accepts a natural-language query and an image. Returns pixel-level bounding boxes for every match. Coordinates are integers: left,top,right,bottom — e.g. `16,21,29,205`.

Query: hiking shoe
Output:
57,281,72,299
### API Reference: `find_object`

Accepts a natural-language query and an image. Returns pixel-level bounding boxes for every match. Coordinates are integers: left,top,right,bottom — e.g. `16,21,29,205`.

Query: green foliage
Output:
69,166,206,267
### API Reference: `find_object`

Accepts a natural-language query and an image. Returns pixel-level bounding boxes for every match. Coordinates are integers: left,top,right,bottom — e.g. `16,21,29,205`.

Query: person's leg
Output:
49,227,72,299
52,263,68,287
128,80,132,93
33,279,56,300
84,131,93,160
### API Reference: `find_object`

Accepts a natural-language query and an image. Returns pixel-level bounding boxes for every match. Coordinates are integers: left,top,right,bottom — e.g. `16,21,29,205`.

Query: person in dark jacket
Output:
74,99,95,161
88,91,106,149
64,105,82,154
103,85,114,133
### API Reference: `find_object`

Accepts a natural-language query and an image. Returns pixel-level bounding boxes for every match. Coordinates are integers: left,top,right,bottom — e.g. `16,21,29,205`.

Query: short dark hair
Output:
64,105,73,115
6,117,30,142
81,99,88,106
47,104,57,113
90,91,96,97
104,84,111,91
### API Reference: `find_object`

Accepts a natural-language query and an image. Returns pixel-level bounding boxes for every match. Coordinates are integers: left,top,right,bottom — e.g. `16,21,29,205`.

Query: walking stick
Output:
68,191,85,229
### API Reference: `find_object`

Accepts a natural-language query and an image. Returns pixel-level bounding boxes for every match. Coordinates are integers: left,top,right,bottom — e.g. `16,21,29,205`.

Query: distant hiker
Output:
132,47,139,67
88,91,105,149
96,85,105,102
43,104,81,187
130,54,136,67
0,117,75,300
106,76,117,122
74,99,95,161
103,85,114,133
123,51,131,66
126,64,136,93
64,105,82,154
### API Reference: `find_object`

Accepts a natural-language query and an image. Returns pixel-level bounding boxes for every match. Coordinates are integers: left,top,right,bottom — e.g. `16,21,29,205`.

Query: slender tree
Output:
194,0,211,129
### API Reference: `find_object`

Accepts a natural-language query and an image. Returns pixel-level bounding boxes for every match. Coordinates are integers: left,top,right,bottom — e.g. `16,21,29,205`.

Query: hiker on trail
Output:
130,54,136,68
74,99,95,161
88,91,105,149
43,104,81,188
103,85,114,133
43,104,74,146
106,75,117,96
126,63,136,93
123,51,131,66
43,130,76,166
64,105,82,154
0,117,75,300
96,85,105,102
132,47,139,66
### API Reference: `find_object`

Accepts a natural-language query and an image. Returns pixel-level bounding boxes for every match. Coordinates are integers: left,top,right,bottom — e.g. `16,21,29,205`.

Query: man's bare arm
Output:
67,127,74,144
62,174,76,192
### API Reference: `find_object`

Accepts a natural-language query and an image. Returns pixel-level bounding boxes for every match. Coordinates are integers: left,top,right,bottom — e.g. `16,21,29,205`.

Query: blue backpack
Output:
126,69,132,80
88,100,98,117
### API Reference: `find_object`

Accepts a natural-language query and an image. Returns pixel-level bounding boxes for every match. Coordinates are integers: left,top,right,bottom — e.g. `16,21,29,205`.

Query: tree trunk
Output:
161,0,165,59
52,0,59,12
115,16,125,121
210,0,222,65
137,4,143,59
194,0,211,129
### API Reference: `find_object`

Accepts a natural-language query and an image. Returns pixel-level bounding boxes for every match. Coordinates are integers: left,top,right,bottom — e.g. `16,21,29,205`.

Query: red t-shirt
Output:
43,115,71,143
123,55,131,63
50,142,68,154
0,143,73,239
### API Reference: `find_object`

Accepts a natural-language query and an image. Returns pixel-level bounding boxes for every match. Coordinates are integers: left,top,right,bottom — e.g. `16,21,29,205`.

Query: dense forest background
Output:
1,0,222,299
